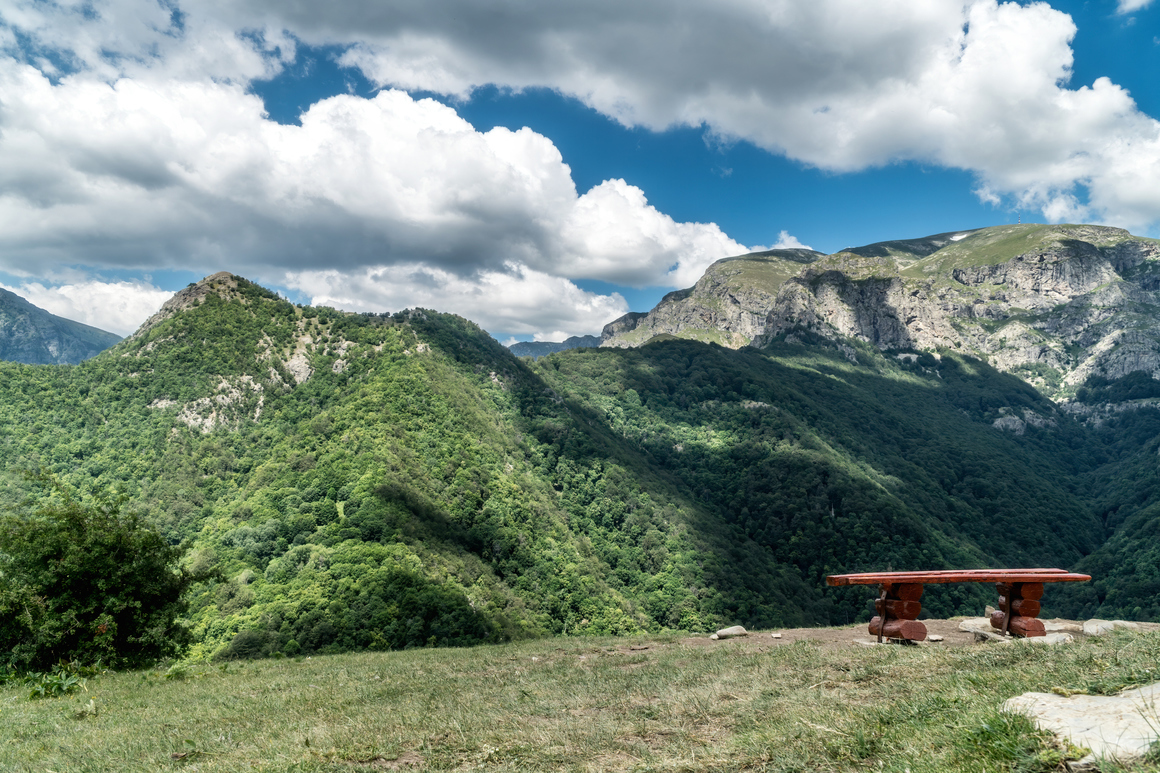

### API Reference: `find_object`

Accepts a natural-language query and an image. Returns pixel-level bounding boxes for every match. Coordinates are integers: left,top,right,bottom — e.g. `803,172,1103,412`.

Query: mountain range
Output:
602,224,1160,405
507,335,601,359
0,287,121,365
2,225,1160,661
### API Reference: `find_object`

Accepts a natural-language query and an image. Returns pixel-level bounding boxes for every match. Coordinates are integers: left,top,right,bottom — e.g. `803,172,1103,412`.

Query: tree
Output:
0,475,193,670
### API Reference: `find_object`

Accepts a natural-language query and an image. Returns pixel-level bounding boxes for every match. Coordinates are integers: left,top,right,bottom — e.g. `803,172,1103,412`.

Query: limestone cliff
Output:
755,224,1160,399
601,248,822,348
601,224,1160,403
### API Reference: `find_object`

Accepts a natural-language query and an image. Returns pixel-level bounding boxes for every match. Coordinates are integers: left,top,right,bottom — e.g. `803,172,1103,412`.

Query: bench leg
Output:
869,582,926,642
991,582,1046,637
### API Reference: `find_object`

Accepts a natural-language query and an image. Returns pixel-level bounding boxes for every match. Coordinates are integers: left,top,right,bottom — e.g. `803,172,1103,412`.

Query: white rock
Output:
1083,619,1139,636
715,625,749,639
1003,681,1160,762
1084,619,1116,636
959,618,1009,642
927,634,945,642
959,617,996,632
709,634,719,640
771,633,782,639
1015,633,1074,645
1043,620,1084,633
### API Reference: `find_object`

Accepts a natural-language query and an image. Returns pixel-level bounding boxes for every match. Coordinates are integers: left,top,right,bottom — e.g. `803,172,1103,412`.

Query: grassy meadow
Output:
3,628,1160,772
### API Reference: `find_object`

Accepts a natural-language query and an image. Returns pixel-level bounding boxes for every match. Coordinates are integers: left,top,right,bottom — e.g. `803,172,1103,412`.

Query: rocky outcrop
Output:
131,272,243,340
601,249,822,348
593,224,1160,401
1004,681,1160,765
754,225,1160,400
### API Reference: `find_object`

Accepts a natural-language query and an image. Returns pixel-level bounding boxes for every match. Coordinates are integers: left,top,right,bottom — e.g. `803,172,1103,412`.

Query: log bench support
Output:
991,582,1046,638
825,569,1091,643
869,582,926,643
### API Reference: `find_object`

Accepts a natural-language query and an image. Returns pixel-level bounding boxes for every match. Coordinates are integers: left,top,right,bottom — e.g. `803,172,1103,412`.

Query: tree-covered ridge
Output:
531,337,1112,620
1,273,1157,666
0,279,820,659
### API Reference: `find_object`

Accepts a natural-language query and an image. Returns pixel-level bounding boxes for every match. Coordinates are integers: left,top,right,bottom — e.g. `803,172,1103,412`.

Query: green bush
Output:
0,475,193,670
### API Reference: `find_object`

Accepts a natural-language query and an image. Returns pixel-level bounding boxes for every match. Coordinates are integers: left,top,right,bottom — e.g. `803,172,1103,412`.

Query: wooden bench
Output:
825,569,1092,643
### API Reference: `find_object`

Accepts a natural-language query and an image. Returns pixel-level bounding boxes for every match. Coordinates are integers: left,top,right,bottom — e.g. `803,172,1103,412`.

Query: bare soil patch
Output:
679,618,1160,653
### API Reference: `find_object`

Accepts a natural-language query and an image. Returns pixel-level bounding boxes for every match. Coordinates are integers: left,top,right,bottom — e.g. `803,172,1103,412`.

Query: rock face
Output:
603,224,1160,403
755,224,1160,400
601,249,822,349
0,287,121,365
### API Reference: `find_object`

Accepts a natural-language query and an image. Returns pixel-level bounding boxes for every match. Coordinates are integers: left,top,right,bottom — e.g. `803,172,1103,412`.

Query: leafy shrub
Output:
216,629,273,660
26,664,86,699
0,474,194,670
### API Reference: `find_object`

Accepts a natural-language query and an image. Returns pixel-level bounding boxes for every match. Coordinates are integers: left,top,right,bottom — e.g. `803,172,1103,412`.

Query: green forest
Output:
1,275,1157,667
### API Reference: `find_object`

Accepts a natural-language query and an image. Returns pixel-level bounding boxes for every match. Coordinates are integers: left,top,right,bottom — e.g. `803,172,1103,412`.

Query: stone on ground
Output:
1083,619,1141,636
714,625,748,639
1003,681,1160,764
1043,620,1084,633
1015,632,1074,645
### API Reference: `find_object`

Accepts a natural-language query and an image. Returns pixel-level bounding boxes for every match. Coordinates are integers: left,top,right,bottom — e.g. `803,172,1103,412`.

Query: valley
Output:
2,224,1160,667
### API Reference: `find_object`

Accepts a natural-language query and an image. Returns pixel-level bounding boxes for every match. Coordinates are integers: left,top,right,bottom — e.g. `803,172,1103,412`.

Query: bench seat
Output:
825,568,1091,642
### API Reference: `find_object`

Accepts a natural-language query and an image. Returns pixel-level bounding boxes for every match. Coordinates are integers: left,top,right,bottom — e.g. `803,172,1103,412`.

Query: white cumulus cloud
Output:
0,279,171,336
0,61,752,336
4,0,1157,336
154,0,1160,232
284,263,629,341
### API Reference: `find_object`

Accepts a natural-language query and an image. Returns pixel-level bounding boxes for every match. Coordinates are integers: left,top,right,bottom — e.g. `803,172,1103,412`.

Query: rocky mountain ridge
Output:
132,272,248,340
0,287,121,365
600,248,823,349
508,335,600,359
603,224,1160,402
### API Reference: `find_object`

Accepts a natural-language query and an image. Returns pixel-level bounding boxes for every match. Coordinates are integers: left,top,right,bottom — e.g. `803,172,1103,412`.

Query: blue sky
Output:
0,0,1157,342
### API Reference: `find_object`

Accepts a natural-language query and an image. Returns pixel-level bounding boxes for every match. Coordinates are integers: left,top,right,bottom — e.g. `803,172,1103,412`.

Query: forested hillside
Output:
0,272,1155,664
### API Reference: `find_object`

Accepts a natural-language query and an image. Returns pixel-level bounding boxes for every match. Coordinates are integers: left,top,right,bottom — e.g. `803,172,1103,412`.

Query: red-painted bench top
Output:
826,569,1091,586
825,568,1091,642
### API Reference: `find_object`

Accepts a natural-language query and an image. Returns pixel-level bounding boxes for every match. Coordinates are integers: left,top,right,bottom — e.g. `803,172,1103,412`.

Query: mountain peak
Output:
131,272,270,340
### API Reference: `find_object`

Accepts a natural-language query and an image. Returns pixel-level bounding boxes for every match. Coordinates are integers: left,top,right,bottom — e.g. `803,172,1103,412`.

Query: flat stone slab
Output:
958,618,1011,642
1083,619,1141,636
1013,632,1074,645
1043,619,1083,633
1003,681,1160,762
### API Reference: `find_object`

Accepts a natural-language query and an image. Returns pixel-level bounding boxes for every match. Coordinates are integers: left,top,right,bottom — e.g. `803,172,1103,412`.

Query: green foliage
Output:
25,663,87,699
530,338,1103,622
0,474,192,670
2,275,1159,667
954,710,1062,773
1076,371,1160,404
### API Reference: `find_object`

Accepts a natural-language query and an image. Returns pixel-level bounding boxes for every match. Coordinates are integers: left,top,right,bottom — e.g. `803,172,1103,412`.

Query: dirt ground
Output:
677,618,1160,654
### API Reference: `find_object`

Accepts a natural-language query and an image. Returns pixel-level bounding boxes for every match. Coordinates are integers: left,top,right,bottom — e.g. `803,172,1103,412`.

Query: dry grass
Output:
3,629,1159,772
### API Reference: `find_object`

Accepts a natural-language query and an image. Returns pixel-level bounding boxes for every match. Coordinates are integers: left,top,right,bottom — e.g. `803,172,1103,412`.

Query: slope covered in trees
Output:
0,273,1153,664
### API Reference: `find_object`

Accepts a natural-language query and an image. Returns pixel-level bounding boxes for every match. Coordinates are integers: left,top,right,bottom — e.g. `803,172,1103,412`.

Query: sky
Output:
0,0,1158,343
